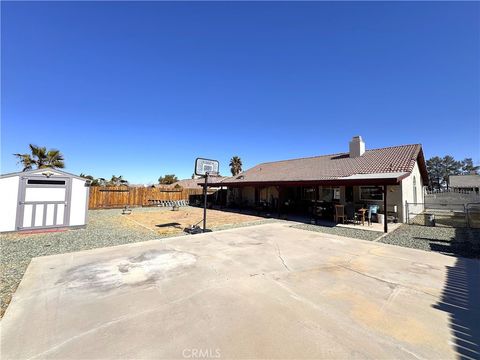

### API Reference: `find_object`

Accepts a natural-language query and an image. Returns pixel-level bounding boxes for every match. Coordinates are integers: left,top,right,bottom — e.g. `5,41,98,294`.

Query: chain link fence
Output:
406,202,480,228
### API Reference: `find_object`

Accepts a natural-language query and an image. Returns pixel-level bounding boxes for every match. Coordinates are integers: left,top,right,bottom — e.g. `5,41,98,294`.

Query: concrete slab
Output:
1,223,479,359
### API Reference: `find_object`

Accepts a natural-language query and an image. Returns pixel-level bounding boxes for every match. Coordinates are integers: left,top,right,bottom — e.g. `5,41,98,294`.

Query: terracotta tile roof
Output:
217,144,426,185
169,176,226,189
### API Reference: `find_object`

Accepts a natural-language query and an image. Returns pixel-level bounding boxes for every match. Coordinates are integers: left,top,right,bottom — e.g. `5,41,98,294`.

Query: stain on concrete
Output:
56,250,196,292
227,241,263,247
349,291,435,345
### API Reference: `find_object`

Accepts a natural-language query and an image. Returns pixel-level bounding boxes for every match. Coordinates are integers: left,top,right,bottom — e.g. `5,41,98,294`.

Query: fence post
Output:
465,203,469,228
405,201,409,224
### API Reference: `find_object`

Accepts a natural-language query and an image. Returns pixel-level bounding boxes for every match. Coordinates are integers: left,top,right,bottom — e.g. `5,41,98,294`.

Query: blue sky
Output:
2,1,479,183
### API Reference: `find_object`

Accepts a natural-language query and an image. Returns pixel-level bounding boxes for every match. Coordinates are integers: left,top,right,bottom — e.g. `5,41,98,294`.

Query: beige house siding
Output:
350,185,402,221
401,161,425,222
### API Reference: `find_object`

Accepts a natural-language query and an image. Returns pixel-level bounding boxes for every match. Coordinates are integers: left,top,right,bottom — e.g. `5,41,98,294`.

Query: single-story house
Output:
210,136,428,232
449,174,480,193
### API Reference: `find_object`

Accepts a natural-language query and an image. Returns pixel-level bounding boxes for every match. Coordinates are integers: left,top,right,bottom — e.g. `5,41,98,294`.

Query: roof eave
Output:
209,176,406,188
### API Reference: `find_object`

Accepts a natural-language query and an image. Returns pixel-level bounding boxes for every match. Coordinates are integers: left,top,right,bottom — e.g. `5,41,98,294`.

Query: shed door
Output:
17,177,71,230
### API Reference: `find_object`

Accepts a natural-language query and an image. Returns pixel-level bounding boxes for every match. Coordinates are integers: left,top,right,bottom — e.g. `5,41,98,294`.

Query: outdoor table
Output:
357,208,368,225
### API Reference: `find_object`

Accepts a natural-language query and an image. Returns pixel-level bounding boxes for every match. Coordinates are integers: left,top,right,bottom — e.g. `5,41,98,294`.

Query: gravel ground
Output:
291,223,382,241
292,222,480,259
0,207,278,318
379,224,480,258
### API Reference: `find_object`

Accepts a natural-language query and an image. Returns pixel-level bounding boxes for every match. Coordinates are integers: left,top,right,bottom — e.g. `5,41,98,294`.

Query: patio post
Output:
276,186,282,218
384,185,388,233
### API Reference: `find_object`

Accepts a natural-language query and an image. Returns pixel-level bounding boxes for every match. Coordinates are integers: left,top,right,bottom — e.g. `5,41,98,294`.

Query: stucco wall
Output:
0,176,20,232
351,185,403,221
401,161,425,222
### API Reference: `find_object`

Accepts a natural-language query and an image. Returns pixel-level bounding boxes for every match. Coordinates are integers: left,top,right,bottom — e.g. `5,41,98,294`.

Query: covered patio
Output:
211,172,409,233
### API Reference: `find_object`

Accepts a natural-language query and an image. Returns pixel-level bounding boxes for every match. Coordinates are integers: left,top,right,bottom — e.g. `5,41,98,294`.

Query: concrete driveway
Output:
2,223,479,359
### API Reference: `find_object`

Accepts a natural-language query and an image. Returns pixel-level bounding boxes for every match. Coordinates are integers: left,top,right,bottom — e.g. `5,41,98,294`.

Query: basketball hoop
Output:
195,158,219,177
194,158,220,233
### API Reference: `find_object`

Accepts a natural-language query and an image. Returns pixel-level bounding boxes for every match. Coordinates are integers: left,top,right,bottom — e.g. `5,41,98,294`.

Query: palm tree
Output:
80,173,104,186
108,175,128,186
14,144,65,171
229,156,243,176
13,153,35,171
44,149,65,168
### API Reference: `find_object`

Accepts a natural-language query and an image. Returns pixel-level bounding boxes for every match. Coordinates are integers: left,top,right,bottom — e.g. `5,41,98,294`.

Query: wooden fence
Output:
88,186,207,209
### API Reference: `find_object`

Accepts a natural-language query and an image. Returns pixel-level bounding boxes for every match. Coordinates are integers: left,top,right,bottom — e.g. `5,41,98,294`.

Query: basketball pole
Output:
203,172,208,232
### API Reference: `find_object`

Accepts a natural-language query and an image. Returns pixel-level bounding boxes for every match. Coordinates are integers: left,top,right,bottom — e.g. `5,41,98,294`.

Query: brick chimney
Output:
349,136,365,158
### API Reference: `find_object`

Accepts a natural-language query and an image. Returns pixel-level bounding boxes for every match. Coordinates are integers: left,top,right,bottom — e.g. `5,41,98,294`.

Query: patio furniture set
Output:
333,204,398,226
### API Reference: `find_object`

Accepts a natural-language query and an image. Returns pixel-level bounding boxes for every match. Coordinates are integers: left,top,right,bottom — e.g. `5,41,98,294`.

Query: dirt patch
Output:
125,208,265,235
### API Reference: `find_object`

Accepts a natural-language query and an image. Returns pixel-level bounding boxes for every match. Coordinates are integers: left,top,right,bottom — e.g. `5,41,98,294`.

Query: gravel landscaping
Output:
291,223,383,241
0,207,278,318
292,222,480,258
379,224,480,258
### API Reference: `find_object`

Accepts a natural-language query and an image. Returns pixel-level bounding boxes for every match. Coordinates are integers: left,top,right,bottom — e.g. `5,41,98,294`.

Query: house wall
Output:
259,186,279,202
350,185,403,221
241,186,255,205
229,182,407,222
0,176,20,232
69,178,89,226
401,161,425,222
228,186,279,206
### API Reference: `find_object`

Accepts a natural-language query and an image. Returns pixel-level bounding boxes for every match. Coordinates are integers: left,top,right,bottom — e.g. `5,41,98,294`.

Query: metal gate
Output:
16,175,71,230
405,201,480,228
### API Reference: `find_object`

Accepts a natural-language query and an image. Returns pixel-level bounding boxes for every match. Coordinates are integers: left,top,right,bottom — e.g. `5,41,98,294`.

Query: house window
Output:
301,187,316,201
359,186,383,201
333,188,340,200
318,187,341,201
413,176,418,204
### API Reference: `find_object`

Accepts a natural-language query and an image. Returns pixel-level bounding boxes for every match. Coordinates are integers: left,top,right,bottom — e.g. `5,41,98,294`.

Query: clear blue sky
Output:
2,1,479,183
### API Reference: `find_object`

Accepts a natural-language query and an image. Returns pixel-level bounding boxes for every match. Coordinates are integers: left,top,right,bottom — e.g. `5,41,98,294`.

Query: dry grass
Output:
125,207,265,235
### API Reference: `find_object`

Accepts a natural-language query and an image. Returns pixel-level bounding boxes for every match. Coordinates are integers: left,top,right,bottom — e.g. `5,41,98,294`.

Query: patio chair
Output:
334,205,346,224
367,205,379,225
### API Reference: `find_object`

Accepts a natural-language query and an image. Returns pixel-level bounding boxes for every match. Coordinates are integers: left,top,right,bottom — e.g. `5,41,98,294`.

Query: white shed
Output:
0,169,90,233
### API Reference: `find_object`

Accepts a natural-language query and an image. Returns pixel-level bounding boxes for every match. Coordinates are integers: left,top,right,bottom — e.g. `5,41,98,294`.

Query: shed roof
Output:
212,144,427,187
449,174,480,188
0,168,87,181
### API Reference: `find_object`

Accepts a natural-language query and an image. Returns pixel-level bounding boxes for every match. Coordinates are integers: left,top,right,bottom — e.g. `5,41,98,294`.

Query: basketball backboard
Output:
195,158,219,176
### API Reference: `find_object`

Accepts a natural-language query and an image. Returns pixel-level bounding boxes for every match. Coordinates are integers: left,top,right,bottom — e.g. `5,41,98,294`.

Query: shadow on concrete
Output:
433,228,480,359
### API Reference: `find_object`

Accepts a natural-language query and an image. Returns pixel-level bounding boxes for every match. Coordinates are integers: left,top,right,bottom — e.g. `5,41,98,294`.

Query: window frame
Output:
359,186,384,201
